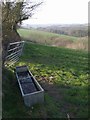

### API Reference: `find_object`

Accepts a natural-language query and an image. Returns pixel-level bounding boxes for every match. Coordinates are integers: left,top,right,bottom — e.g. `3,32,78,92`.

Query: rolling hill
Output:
17,28,88,51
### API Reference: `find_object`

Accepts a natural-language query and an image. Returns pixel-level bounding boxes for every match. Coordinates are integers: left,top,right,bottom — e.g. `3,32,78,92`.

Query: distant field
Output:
3,42,88,118
18,28,88,51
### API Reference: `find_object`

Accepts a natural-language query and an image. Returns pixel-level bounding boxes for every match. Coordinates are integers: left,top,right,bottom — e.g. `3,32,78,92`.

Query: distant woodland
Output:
37,24,88,37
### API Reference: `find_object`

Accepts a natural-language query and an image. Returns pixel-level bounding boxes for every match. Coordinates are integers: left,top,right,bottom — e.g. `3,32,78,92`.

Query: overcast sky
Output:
23,0,89,25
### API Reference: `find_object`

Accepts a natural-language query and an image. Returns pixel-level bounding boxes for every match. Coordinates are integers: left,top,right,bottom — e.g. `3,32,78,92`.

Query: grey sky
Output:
23,0,88,24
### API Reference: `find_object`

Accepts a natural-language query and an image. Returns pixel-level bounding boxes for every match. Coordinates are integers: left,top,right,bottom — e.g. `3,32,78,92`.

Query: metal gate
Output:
4,41,25,66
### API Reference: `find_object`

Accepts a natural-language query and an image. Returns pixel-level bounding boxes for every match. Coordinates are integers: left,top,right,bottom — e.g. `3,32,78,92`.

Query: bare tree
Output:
2,0,43,65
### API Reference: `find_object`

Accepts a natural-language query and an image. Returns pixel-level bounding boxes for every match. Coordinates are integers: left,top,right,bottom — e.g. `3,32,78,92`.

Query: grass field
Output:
18,28,88,51
3,42,88,118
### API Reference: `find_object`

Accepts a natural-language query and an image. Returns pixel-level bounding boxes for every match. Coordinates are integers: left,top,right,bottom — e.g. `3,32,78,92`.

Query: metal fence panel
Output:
4,41,25,66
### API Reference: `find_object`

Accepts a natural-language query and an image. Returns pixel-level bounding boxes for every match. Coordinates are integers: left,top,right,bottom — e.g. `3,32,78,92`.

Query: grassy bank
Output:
3,42,88,118
18,28,88,51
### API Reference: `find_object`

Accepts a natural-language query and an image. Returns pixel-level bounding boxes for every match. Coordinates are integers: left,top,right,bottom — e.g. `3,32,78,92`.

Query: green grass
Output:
17,28,77,45
17,28,88,51
18,28,77,40
3,42,88,118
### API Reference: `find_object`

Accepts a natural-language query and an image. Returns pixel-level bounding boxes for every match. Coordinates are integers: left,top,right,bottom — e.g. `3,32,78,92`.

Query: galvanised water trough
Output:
15,65,44,107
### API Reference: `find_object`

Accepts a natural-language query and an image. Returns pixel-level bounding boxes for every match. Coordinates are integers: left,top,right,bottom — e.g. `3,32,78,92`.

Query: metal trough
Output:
15,65,44,107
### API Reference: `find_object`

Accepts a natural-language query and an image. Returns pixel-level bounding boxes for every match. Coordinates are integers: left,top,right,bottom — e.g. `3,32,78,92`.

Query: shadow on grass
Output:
2,42,88,118
2,66,88,119
20,42,88,74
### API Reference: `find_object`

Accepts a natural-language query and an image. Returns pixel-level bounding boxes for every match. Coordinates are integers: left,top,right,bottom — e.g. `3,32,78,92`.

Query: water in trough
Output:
17,71,39,94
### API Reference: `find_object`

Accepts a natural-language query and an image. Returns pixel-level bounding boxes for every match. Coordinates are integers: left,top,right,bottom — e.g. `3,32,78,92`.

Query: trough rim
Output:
15,65,44,96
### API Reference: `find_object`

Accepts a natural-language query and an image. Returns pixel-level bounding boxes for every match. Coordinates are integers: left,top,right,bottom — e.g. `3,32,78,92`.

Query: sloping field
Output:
18,28,88,51
3,42,88,118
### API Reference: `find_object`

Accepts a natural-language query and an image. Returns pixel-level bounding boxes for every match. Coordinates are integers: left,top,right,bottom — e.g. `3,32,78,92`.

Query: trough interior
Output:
20,82,38,94
17,71,30,78
16,70,40,95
